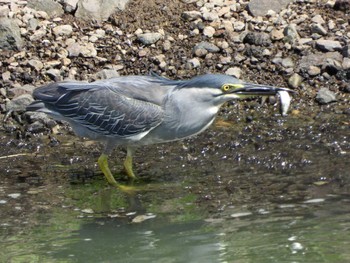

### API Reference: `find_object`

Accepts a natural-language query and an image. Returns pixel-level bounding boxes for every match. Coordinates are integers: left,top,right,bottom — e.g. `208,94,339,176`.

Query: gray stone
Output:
225,67,241,78
27,18,39,31
6,94,34,112
66,42,81,57
96,69,120,79
310,23,328,36
137,32,162,45
311,15,325,24
62,0,79,13
243,32,271,46
202,11,219,21
281,57,294,68
181,11,202,21
52,25,73,36
248,0,294,17
316,88,337,104
193,41,220,53
46,69,61,81
186,58,201,69
28,0,64,18
2,71,11,82
233,21,245,32
316,39,342,52
0,18,23,51
7,85,36,98
75,0,130,22
298,52,343,71
66,42,97,57
28,59,44,71
283,24,300,44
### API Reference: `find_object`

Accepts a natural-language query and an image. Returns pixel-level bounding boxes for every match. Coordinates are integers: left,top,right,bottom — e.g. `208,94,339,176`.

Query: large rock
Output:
6,94,34,112
75,0,130,22
28,0,64,18
248,0,294,17
316,39,342,52
0,18,23,51
316,88,337,104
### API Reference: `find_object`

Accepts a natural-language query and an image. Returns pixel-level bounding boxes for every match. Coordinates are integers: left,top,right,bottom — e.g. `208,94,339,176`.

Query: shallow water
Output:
1,108,349,262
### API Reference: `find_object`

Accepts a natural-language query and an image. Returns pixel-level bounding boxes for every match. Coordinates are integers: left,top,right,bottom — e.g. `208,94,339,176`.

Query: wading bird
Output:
27,73,293,190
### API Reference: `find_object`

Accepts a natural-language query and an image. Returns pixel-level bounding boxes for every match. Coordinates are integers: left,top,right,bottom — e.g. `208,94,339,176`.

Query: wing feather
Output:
32,82,164,137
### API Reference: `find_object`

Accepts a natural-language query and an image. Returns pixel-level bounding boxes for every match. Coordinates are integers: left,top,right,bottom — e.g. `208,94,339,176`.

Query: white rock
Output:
225,67,241,78
53,24,73,36
28,59,44,71
203,26,215,37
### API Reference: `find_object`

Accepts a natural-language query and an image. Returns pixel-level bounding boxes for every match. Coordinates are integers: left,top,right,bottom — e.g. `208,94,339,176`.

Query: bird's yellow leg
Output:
98,154,134,192
124,147,137,180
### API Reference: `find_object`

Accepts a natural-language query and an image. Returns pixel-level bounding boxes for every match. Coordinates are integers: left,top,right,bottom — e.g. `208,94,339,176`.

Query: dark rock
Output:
0,18,23,51
248,0,294,17
342,45,350,57
243,32,271,46
315,88,337,104
334,0,350,11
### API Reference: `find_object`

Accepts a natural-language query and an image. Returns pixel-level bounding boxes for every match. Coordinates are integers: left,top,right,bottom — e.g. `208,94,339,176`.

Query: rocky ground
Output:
0,0,349,147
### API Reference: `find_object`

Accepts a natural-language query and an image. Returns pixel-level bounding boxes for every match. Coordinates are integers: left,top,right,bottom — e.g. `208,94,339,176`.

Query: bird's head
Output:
171,74,294,105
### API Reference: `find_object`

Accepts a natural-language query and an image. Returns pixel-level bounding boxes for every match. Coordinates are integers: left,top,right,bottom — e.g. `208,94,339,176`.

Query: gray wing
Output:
31,82,164,137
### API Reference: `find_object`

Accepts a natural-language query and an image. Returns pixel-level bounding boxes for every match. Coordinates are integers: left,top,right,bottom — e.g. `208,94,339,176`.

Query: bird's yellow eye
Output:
222,84,231,92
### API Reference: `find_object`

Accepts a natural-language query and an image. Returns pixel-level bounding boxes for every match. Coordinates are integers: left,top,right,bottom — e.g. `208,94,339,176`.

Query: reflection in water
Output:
2,197,350,263
50,219,223,263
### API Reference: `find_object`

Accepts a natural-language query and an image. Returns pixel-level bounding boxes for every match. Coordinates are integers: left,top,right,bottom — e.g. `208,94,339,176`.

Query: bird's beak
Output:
229,83,295,96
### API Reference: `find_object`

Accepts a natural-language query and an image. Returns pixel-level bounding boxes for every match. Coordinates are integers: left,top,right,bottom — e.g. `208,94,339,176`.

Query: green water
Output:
1,110,349,262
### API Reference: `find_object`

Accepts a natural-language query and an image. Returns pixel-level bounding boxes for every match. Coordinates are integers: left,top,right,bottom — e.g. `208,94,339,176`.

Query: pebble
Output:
307,65,321,76
193,41,220,53
316,88,337,104
202,11,219,21
182,10,202,21
6,94,34,112
316,39,342,52
270,28,284,41
203,26,215,37
137,32,162,45
288,73,303,88
310,23,328,36
28,59,44,71
187,58,201,69
52,24,73,36
225,67,241,78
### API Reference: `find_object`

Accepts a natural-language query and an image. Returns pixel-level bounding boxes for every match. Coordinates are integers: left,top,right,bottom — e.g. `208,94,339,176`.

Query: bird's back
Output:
27,76,173,142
